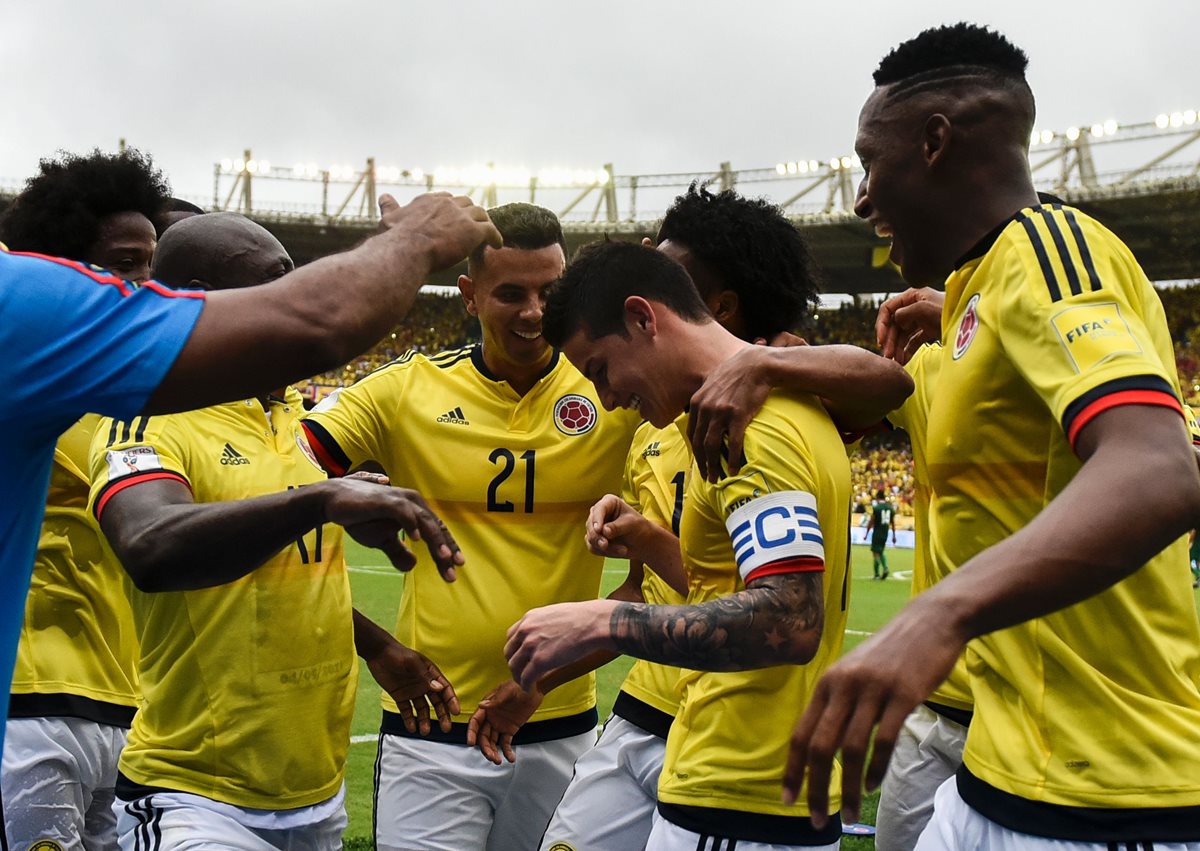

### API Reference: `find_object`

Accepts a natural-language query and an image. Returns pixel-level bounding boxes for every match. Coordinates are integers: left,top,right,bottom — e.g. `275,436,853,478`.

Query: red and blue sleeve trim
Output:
745,555,825,584
300,421,351,477
1062,375,1182,450
94,471,191,521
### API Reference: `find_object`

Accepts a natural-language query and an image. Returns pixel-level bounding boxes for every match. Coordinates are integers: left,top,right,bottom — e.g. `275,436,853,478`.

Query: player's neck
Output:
674,322,748,401
479,342,554,397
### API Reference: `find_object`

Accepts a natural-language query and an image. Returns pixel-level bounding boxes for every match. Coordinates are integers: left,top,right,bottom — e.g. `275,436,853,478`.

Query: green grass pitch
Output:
340,541,918,848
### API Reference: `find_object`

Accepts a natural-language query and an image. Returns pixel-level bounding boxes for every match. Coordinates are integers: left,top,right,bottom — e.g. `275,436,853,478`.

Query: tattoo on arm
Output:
608,572,825,671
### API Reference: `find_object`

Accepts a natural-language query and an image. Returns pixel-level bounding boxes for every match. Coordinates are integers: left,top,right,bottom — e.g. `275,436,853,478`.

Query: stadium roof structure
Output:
3,112,1199,294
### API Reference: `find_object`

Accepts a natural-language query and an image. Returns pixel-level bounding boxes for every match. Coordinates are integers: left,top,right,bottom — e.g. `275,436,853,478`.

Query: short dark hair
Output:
876,489,886,500
874,23,1030,97
468,202,565,273
164,197,205,215
656,184,820,337
543,240,710,347
0,148,170,260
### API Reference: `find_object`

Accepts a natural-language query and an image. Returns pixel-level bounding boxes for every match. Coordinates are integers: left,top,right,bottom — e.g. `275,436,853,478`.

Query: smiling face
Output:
459,243,565,376
853,87,944,286
87,210,157,281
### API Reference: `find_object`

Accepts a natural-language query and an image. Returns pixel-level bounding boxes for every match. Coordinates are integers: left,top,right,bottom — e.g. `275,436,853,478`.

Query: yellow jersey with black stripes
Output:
656,389,850,845
885,344,972,715
612,420,689,734
929,202,1200,835
300,345,639,738
89,388,356,810
11,413,140,726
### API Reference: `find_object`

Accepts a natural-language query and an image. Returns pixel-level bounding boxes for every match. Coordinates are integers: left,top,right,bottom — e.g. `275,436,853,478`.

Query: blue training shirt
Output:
0,248,204,724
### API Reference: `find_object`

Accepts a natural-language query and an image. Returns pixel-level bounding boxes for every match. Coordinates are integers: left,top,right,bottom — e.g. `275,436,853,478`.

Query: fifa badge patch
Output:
952,293,981,360
1050,302,1142,373
31,841,66,851
105,445,163,480
553,394,598,435
547,844,576,851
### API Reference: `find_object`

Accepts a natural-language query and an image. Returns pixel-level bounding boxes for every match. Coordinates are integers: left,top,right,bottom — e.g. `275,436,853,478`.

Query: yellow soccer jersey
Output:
301,345,639,738
656,389,850,844
89,388,356,810
885,344,971,714
929,203,1200,832
612,420,689,733
11,413,140,725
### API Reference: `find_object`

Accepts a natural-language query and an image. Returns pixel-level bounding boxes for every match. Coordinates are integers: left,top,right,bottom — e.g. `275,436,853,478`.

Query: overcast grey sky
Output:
3,0,1198,210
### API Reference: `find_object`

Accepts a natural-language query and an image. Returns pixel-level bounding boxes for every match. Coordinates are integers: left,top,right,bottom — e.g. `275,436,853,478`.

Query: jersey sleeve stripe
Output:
140,280,205,300
134,415,151,442
1058,207,1103,292
300,421,350,476
93,471,191,521
1037,210,1084,297
1015,212,1063,302
1062,376,1182,447
744,555,825,584
4,249,132,295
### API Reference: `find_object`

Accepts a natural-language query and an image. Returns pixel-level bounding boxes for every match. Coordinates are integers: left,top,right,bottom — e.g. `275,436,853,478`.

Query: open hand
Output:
465,680,544,765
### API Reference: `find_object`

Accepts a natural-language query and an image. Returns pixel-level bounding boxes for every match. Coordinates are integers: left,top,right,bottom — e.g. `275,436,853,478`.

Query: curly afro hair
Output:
874,22,1028,87
0,148,171,260
655,184,821,339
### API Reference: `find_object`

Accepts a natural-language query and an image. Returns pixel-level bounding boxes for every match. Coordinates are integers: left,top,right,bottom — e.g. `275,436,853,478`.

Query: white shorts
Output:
539,715,665,851
114,792,346,851
915,777,1200,851
875,703,968,851
646,809,841,851
373,730,595,851
2,716,127,851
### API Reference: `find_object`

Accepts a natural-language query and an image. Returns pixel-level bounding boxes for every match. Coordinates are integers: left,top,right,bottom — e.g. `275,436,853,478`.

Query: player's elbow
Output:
788,628,823,666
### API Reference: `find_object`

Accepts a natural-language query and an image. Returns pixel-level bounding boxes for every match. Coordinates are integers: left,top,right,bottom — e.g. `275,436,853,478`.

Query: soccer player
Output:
863,489,896,579
536,185,912,851
0,182,499,760
507,240,852,850
299,203,641,851
0,149,170,849
780,23,1200,850
88,211,462,849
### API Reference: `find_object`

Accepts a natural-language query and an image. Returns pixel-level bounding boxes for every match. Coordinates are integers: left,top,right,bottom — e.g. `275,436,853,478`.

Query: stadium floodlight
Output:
829,157,840,170
293,163,305,177
1156,113,1170,129
1186,110,1198,126
775,163,787,175
220,158,233,173
246,160,258,174
840,155,853,169
798,161,809,174
783,161,796,175
1103,119,1118,136
1090,124,1104,139
411,168,425,181
808,159,820,172
1066,127,1081,141
1041,129,1055,144
1030,129,1039,146
1170,112,1184,128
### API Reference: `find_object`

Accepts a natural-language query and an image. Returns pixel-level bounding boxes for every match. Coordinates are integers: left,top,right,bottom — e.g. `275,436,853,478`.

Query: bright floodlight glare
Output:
293,163,305,176
1186,110,1198,125
828,157,840,170
412,168,425,181
775,163,787,175
1066,127,1080,141
1156,113,1170,129
1041,129,1054,144
245,160,258,174
808,160,819,172
785,161,797,174
798,161,809,174
1030,129,1039,146
1090,124,1103,138
1171,112,1184,128
220,158,233,172
306,163,318,177
1104,119,1118,135
840,155,853,169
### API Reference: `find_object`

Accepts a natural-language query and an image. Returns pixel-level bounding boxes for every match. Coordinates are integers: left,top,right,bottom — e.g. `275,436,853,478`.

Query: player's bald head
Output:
865,23,1036,149
152,212,293,291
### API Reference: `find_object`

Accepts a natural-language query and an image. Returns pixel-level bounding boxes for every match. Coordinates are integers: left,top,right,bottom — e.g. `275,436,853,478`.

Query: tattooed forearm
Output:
608,572,825,671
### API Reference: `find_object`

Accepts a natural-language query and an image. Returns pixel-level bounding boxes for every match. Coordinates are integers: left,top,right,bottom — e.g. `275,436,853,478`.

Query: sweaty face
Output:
853,88,940,286
88,211,157,281
562,324,679,429
461,244,565,370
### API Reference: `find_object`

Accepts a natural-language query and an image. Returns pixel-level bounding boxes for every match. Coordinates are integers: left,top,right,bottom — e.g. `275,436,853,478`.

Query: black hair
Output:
543,241,710,347
0,148,170,259
163,197,205,215
468,202,565,273
876,489,886,500
656,184,820,337
873,22,1031,104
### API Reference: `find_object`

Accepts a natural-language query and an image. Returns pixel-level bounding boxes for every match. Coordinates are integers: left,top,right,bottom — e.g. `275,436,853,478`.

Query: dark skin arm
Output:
506,571,825,691
783,404,1200,827
688,343,913,483
874,287,945,365
99,476,463,592
353,609,460,736
143,193,501,414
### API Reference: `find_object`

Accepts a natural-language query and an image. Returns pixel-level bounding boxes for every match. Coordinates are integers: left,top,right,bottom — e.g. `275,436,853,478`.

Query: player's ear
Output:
708,290,739,325
924,114,951,167
458,274,478,317
640,236,654,248
623,296,657,337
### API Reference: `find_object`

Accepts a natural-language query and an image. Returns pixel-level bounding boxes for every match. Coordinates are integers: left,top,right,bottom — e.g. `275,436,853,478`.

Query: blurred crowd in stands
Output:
299,285,1200,515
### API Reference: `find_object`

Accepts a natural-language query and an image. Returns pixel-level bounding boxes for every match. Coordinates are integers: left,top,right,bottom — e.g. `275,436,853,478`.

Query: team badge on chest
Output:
953,293,981,360
553,394,598,435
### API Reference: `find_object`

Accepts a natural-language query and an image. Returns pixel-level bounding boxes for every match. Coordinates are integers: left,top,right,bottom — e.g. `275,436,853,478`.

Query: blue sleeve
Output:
0,251,205,431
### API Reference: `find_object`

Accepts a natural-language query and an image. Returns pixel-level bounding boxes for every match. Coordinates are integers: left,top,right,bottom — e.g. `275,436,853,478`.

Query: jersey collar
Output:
469,343,561,384
950,192,1067,272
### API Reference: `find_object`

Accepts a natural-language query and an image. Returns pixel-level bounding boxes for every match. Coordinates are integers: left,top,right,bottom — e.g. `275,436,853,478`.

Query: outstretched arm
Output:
144,193,502,414
688,344,913,482
783,404,1200,828
99,476,463,592
506,571,824,690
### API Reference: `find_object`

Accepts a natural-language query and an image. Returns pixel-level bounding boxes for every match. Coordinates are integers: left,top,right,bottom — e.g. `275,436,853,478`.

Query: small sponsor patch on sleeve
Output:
1050,302,1142,374
311,387,343,413
725,490,824,583
104,446,163,481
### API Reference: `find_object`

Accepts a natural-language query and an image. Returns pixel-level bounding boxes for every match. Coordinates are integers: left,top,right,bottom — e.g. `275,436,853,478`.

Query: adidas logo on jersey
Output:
436,406,470,425
220,443,250,465
642,441,661,458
